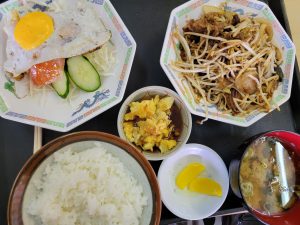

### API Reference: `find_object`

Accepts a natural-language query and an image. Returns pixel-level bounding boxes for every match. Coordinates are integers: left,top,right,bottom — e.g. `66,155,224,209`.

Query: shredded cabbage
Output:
29,78,54,106
84,41,117,77
67,81,81,107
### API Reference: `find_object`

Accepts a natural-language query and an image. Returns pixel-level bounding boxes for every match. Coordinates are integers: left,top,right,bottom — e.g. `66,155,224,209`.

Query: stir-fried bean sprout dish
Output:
171,5,283,119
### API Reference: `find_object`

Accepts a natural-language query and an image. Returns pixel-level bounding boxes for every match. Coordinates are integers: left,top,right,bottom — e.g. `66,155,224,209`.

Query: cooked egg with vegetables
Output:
176,162,222,197
2,0,116,99
123,95,182,153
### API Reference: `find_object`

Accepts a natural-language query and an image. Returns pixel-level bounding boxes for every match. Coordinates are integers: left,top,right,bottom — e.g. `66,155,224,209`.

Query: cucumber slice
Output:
66,56,101,92
52,70,69,99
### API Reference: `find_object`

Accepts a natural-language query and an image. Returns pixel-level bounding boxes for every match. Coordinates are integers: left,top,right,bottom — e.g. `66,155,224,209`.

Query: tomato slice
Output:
29,59,65,86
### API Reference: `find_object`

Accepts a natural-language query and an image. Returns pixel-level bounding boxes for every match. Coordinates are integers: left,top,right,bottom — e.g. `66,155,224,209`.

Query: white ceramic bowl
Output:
8,132,161,225
160,0,296,127
158,143,229,220
117,86,192,161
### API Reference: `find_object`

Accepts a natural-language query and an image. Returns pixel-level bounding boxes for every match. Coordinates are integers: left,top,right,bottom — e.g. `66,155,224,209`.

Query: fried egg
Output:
3,0,111,76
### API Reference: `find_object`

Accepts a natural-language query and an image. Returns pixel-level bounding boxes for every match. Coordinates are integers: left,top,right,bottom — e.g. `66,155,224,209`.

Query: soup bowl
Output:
229,130,300,225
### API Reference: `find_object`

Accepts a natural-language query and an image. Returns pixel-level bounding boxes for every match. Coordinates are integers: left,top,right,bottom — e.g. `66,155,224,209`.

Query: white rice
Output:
26,145,148,225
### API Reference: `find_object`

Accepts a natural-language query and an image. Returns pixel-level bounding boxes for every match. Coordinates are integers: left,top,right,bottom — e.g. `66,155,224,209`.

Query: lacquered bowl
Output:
7,131,161,225
229,130,300,225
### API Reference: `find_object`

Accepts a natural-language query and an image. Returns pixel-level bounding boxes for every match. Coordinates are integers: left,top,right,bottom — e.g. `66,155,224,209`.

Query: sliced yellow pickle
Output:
176,162,205,190
188,177,222,197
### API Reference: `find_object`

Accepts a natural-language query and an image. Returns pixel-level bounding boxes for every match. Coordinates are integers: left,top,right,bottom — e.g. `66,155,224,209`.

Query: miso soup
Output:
239,136,300,216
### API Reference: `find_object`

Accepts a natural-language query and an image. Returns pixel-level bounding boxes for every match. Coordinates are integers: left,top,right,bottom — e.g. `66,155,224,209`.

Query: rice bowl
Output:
8,132,161,225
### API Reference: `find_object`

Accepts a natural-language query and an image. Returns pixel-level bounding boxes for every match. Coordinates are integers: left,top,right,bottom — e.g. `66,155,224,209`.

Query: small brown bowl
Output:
8,131,161,225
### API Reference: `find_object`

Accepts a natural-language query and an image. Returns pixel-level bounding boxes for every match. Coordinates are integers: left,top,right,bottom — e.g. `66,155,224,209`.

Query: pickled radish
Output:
176,162,205,190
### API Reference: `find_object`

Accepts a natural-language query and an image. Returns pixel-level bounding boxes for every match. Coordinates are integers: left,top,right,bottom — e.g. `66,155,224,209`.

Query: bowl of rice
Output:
8,131,161,225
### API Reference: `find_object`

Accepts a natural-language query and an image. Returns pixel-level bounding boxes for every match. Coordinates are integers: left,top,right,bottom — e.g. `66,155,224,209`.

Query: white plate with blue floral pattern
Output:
0,0,136,132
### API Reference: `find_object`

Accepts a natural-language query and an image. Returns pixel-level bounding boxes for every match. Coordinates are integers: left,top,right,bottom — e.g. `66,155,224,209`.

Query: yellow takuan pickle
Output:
188,177,222,197
176,162,205,189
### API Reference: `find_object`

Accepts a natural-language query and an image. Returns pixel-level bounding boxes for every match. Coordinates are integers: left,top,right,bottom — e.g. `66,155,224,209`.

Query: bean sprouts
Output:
171,5,283,117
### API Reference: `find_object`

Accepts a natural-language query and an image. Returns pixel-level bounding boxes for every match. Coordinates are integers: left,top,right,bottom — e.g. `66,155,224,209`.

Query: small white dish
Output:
117,86,192,161
157,143,229,220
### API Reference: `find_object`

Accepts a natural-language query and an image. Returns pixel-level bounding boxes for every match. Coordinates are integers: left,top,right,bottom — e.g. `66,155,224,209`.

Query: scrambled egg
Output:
123,95,178,153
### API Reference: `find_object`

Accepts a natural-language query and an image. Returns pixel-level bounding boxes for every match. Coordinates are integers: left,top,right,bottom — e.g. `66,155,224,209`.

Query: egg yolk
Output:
176,162,205,190
14,12,54,50
188,177,222,197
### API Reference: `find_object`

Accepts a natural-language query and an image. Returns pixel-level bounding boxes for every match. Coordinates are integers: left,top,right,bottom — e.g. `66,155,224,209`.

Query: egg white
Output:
3,0,111,76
